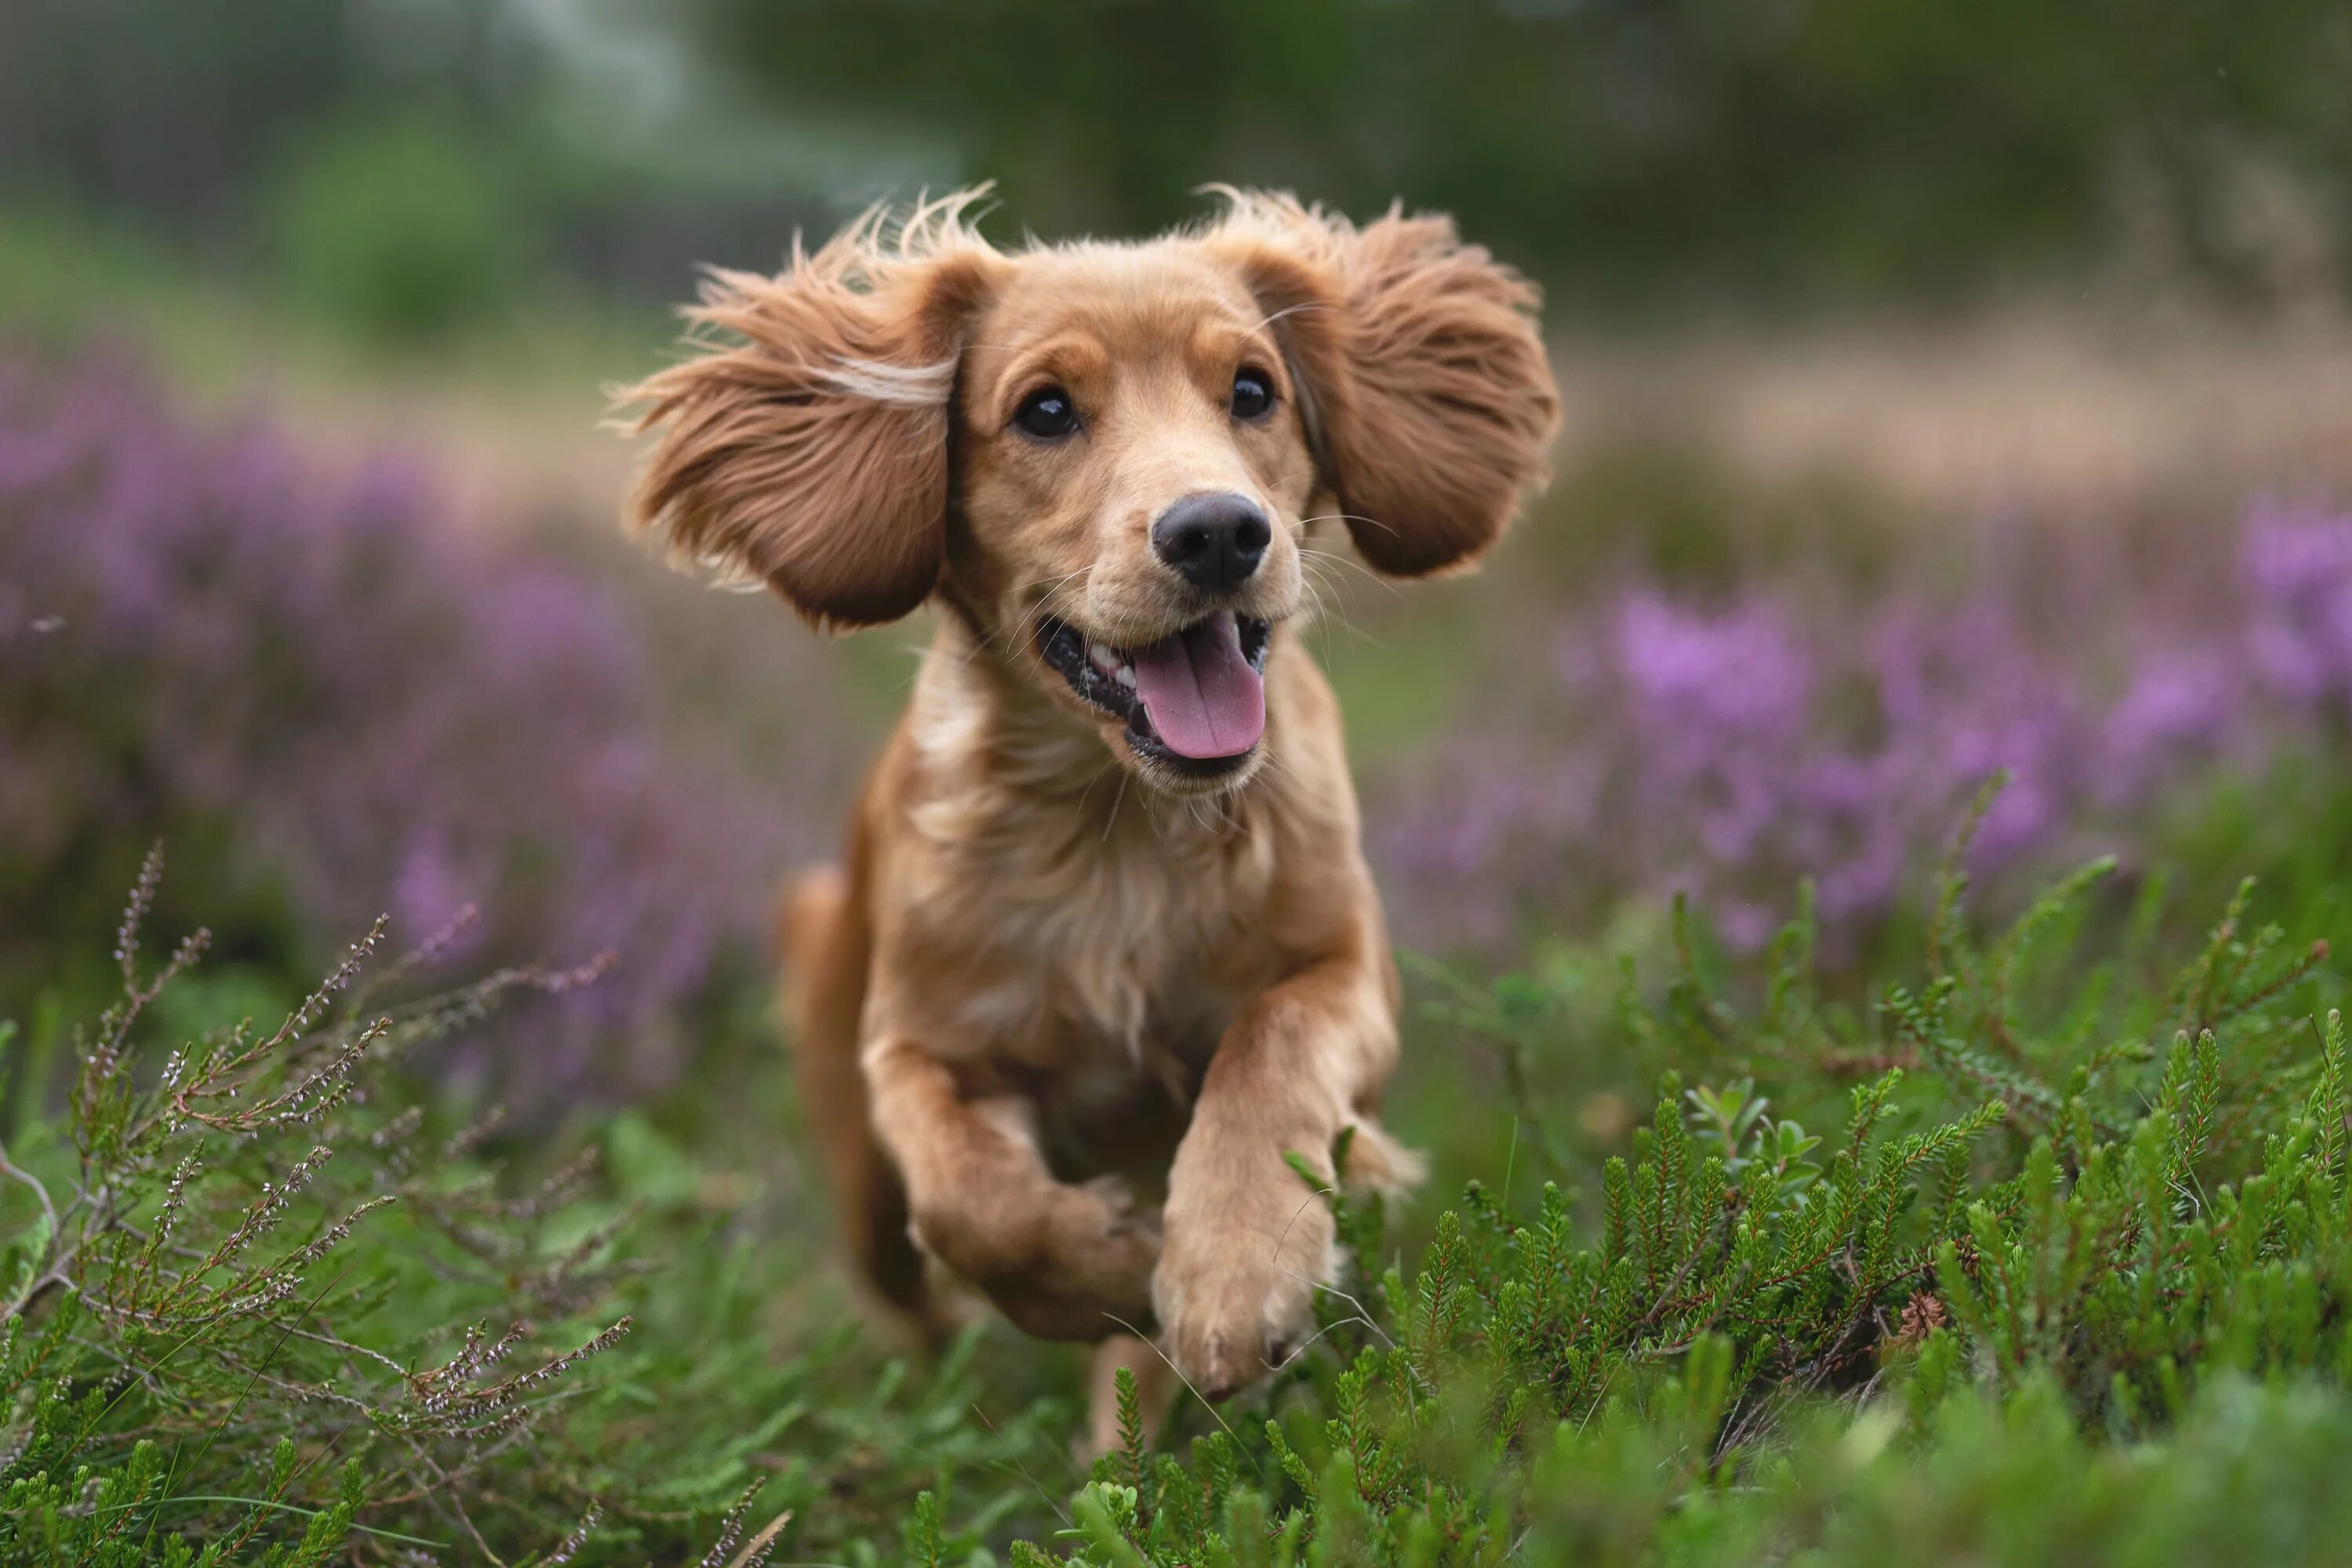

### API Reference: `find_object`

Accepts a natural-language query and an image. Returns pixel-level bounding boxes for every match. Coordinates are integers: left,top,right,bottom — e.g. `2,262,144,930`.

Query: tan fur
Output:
1206,191,1561,576
621,189,1556,1411
626,195,1005,626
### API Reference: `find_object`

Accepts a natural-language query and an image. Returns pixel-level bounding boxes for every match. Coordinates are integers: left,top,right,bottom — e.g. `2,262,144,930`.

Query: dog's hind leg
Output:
778,863,942,1332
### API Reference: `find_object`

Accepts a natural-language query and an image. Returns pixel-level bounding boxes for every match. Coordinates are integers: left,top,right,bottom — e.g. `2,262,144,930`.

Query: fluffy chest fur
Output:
868,634,1289,1163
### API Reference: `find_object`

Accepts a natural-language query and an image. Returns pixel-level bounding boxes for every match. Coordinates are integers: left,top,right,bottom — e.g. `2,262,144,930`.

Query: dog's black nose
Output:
1151,493,1271,590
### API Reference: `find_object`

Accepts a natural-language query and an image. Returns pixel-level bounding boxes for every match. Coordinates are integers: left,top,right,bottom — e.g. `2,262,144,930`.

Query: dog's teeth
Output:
1088,641,1120,673
1113,665,1137,688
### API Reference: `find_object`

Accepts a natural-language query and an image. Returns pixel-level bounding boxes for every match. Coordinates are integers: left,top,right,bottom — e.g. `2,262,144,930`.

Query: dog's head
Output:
624,189,1559,794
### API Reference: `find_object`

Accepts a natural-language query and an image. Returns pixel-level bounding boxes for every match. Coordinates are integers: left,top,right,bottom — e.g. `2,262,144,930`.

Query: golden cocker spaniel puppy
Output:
623,187,1557,1436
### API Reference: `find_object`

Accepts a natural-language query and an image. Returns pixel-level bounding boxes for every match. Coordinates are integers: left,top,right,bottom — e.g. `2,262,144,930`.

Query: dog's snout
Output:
1151,493,1270,591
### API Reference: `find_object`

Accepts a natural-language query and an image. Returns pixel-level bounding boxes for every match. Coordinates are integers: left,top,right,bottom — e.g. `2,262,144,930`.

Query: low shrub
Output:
0,851,1070,1564
1051,1373,2352,1567
1027,793,2350,1565
9,793,2351,1563
11,354,2352,1562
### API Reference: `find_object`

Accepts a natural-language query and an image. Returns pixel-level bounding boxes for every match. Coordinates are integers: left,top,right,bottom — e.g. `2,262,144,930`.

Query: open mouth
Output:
1036,610,1272,775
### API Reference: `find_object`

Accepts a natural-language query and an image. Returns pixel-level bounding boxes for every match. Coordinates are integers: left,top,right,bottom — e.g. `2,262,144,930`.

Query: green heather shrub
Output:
0,850,1065,1564
1028,789,2350,1566
1050,1372,2352,1568
7,786,2352,1563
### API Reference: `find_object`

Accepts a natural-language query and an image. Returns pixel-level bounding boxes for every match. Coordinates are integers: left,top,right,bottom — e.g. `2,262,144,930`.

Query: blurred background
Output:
8,0,2351,515
9,0,2352,1105
8,1,2352,1551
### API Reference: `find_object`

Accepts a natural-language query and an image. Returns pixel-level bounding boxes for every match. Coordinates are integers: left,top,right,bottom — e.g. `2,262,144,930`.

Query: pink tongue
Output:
1130,614,1265,759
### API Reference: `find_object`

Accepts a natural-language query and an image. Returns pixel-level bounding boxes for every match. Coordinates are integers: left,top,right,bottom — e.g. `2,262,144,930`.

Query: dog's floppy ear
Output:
1213,193,1560,577
621,198,1003,627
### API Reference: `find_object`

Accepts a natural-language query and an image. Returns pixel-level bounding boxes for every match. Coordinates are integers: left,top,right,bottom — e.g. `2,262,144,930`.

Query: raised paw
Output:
917,1172,1162,1342
1078,1174,1159,1236
1153,1177,1335,1399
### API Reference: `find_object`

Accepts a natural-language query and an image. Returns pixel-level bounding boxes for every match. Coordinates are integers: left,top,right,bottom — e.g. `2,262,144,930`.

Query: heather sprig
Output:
0,860,1075,1563
1,863,648,1560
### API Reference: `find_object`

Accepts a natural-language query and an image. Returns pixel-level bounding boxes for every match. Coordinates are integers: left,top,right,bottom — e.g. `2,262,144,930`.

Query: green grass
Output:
6,784,2352,1564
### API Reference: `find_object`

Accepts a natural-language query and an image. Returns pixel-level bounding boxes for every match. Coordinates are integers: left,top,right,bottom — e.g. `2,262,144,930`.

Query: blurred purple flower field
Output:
6,351,2346,1094
1374,496,2352,953
0,354,852,1097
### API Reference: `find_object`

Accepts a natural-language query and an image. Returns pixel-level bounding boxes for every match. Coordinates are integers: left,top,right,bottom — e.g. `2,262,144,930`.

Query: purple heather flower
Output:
1370,492,2344,960
1615,594,1812,754
2242,499,2352,712
1,354,842,1099
2100,650,2242,803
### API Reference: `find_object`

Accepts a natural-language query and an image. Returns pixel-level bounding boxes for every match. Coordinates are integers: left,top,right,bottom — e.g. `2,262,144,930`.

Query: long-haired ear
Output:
1210,192,1560,577
618,194,1002,627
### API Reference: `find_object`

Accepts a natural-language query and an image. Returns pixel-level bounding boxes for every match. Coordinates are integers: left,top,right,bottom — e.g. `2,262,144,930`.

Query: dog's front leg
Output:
864,1035,1161,1341
1155,941,1398,1398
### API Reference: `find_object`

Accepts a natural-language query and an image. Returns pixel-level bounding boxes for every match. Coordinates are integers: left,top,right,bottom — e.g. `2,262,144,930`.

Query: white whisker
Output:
1295,510,1399,539
1249,300,1329,335
1297,546,1399,597
1073,753,1123,819
1099,771,1131,844
956,568,1093,671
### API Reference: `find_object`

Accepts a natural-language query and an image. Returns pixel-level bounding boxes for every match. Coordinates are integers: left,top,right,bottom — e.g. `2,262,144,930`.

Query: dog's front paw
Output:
910,1170,1163,1341
997,1175,1161,1338
1063,1175,1164,1298
1154,1178,1335,1399
1076,1174,1160,1237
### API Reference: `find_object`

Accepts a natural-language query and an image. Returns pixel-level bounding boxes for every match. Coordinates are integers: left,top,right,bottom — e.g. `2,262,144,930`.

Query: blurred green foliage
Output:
698,0,2352,307
265,118,529,343
6,0,2350,329
10,797,2352,1562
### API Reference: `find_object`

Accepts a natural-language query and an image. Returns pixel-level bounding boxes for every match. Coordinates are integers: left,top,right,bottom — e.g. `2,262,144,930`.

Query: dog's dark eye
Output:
1014,387,1080,440
1230,368,1275,421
